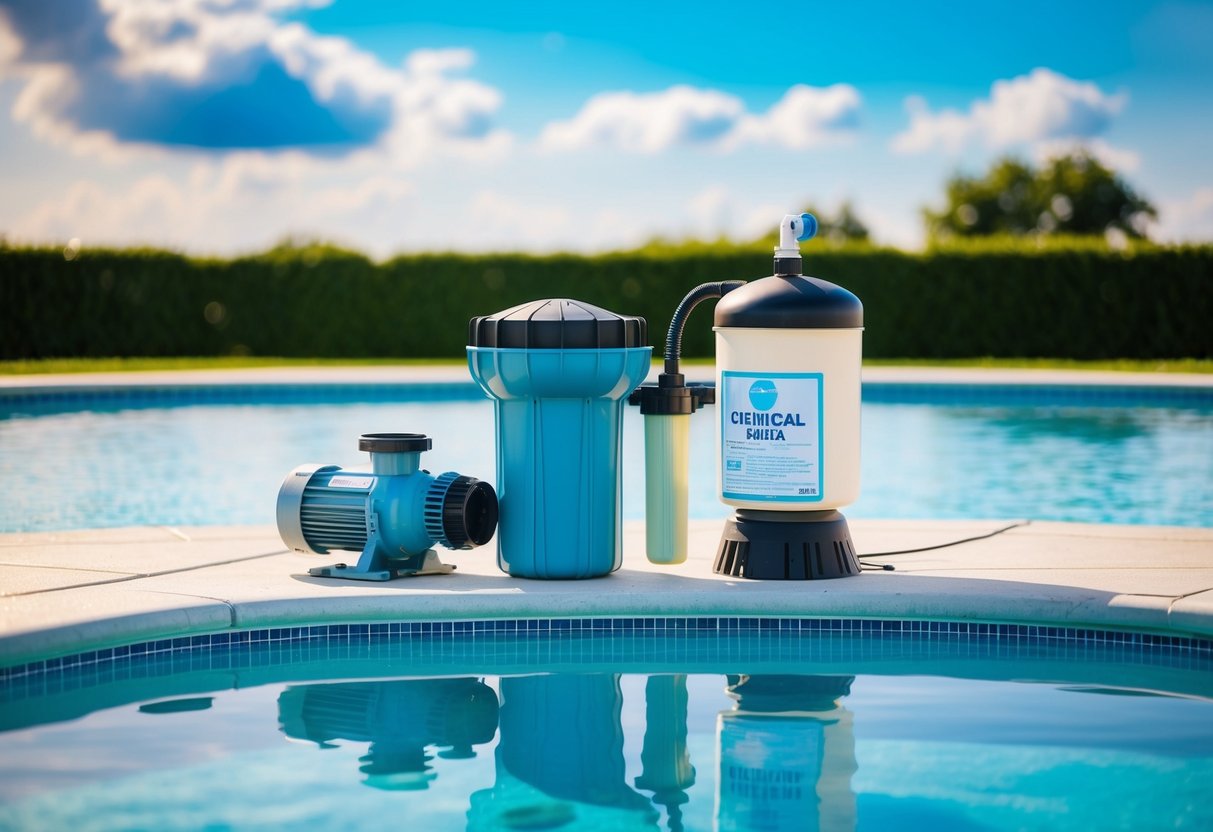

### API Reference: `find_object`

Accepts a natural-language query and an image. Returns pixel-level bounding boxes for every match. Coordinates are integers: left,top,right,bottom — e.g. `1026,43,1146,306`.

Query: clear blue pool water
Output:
1,383,1211,532
4,385,1211,830
2,627,1211,831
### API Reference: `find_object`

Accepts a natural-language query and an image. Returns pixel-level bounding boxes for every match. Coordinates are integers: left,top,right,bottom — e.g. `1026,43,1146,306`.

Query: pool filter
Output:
468,299,651,579
276,433,498,581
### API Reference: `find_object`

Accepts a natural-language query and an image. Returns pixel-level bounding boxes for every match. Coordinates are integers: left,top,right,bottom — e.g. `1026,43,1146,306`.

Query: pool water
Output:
1,389,1211,532
2,629,1211,831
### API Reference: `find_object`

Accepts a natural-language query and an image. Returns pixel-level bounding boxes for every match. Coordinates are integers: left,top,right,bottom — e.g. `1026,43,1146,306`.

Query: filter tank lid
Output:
714,274,863,329
468,298,647,349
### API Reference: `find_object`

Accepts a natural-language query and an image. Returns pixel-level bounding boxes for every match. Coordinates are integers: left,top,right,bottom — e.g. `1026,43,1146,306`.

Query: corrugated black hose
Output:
663,281,745,379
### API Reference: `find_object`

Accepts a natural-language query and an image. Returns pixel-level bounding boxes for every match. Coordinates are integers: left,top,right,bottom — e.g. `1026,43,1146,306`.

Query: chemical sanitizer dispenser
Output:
713,213,864,579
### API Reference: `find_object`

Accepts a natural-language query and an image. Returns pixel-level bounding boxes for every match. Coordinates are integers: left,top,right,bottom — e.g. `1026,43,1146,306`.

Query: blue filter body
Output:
468,346,651,579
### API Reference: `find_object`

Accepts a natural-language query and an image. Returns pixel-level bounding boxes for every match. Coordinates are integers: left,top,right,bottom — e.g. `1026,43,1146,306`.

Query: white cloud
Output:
855,203,921,249
683,187,906,246
18,176,195,248
12,160,420,257
1032,138,1141,173
269,22,401,104
7,147,937,255
386,48,509,160
102,0,277,83
686,185,734,235
465,191,573,250
1154,187,1213,242
891,68,1125,155
576,207,655,252
405,48,476,76
0,13,20,66
539,85,744,154
725,84,861,151
539,83,861,154
684,186,785,242
0,0,508,164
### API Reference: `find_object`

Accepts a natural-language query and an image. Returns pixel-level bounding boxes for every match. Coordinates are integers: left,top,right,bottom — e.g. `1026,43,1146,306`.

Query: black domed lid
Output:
468,298,647,349
359,433,431,453
714,274,863,329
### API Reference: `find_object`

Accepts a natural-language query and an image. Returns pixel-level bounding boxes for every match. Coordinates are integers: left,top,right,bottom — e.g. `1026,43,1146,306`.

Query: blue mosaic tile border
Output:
0,381,485,413
3,616,1210,683
861,382,1213,409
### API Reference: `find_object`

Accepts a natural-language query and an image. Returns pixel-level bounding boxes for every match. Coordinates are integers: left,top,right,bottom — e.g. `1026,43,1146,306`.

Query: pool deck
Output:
4,363,1213,391
1,365,1211,667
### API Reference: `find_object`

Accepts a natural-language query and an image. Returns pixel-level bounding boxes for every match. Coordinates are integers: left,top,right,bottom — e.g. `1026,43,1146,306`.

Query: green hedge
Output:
2,244,1210,360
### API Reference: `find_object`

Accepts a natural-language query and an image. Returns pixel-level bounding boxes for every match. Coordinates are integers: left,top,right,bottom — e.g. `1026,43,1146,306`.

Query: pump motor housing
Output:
276,433,498,581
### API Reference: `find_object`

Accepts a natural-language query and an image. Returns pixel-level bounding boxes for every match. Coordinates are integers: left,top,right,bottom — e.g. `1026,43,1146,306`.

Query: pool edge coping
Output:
3,364,1213,393
3,518,1211,671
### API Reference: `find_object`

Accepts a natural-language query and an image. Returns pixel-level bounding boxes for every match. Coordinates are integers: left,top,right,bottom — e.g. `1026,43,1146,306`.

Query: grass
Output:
861,357,1213,374
3,356,1211,375
0,357,456,375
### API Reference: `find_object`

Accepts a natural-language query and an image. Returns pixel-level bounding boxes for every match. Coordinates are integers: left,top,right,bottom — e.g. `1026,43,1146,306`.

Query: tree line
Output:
788,149,1155,244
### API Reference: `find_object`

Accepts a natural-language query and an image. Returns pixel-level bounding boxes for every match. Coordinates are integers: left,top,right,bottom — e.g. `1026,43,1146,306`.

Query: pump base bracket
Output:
308,550,456,581
714,509,861,580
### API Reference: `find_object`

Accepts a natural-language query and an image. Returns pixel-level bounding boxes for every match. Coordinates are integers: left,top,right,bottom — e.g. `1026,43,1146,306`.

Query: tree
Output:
924,151,1157,240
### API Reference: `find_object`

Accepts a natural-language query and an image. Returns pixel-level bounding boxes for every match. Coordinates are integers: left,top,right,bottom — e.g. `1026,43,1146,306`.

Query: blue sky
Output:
1,0,1210,255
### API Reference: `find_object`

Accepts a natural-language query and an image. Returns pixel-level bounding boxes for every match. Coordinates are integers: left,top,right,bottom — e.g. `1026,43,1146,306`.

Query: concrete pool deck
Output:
4,362,1213,391
1,365,1211,667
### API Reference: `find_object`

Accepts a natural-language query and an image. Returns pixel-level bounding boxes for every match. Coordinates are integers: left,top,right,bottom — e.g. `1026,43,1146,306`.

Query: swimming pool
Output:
1,380,1211,532
4,377,1212,829
2,624,1211,831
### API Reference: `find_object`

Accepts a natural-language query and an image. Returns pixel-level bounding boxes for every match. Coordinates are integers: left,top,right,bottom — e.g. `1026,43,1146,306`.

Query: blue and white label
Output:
721,371,823,502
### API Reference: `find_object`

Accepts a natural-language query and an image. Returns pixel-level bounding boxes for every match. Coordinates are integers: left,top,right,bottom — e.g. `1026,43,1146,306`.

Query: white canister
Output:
712,240,864,514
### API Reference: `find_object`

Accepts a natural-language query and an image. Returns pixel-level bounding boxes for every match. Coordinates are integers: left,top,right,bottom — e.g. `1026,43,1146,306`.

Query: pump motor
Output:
276,433,498,581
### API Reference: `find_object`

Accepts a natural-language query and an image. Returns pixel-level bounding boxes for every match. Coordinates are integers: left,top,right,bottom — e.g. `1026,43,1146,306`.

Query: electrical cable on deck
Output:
858,520,1031,560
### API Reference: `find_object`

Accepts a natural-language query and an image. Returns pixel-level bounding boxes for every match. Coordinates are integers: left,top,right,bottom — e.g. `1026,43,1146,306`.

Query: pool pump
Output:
276,433,498,581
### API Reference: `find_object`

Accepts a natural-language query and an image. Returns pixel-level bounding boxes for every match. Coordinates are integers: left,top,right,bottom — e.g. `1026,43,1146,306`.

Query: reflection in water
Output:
635,675,697,831
274,672,857,829
470,674,659,830
717,675,857,832
277,678,498,791
16,660,1203,829
138,696,214,715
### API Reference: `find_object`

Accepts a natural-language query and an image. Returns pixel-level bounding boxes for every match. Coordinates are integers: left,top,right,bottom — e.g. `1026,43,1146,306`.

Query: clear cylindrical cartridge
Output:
643,412,691,564
629,380,716,565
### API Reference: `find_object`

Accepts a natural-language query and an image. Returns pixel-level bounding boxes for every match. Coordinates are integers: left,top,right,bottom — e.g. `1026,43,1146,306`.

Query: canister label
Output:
721,371,823,502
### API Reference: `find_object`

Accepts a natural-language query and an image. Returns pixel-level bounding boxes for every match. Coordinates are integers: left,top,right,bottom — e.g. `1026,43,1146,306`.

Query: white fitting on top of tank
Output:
775,212,818,259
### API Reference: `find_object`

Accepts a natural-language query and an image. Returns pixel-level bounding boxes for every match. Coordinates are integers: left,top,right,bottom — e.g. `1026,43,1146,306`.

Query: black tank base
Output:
714,509,861,580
